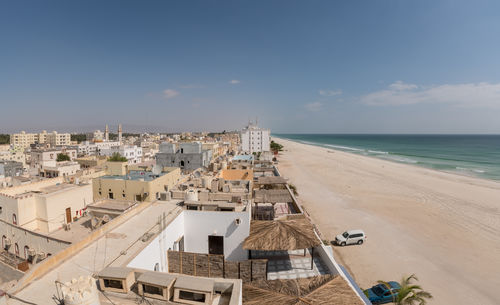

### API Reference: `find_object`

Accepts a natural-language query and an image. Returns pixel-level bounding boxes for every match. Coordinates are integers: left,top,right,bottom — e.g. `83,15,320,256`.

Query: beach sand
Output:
274,137,500,305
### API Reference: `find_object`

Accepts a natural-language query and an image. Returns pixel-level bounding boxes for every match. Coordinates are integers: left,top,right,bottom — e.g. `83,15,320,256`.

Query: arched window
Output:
12,214,17,225
14,243,19,256
24,245,30,259
1,235,6,249
180,160,185,167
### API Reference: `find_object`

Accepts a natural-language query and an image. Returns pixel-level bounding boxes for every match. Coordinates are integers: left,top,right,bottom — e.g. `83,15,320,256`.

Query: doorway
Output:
65,207,72,223
208,235,224,255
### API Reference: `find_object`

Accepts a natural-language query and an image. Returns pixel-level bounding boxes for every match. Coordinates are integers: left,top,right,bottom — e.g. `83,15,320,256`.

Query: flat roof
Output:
87,199,136,211
137,271,176,287
174,276,214,292
232,155,253,161
98,267,134,279
101,170,166,182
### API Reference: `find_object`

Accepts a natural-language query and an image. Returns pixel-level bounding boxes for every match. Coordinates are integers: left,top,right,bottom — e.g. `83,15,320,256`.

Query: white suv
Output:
335,229,366,246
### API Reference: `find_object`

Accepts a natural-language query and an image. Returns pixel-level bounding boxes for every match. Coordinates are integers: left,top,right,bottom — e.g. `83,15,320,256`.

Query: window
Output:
179,290,206,302
109,192,114,199
15,243,19,256
24,245,29,259
12,214,17,225
103,279,123,289
143,284,162,295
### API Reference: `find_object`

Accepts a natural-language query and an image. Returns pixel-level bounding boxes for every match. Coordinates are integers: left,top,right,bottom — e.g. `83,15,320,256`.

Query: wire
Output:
5,293,39,305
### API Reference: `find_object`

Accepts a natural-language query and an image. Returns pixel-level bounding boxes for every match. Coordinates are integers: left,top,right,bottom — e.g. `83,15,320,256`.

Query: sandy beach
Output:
275,137,500,305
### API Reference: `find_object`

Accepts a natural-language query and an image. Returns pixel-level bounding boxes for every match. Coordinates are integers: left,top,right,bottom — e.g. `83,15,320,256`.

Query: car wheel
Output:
357,240,364,245
341,242,346,247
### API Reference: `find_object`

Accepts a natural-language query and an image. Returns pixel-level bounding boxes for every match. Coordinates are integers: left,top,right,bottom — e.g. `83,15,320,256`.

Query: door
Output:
65,207,72,223
208,235,224,255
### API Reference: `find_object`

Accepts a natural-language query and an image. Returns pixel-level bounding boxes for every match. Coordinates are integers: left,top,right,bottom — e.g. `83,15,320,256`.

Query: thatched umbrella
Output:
242,275,365,305
243,216,321,269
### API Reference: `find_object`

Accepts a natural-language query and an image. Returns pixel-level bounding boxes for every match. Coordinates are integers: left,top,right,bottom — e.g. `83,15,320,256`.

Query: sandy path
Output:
275,138,500,305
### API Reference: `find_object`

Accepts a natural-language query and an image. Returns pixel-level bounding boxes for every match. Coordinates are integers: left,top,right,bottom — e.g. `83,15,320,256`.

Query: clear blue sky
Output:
1,0,500,133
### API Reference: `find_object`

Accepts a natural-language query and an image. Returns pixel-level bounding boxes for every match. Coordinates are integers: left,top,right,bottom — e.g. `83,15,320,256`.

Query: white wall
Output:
183,208,251,261
128,207,252,272
127,212,185,272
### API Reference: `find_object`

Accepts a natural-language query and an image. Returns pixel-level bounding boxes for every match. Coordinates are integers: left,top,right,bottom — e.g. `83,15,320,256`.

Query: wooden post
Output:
310,247,314,270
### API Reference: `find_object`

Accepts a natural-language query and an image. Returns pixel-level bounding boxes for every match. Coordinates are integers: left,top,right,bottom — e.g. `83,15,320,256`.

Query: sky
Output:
1,0,500,134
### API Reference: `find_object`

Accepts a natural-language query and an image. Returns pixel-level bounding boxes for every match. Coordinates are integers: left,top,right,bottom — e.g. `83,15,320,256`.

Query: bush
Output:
270,140,283,152
56,153,70,162
107,152,128,162
288,183,298,196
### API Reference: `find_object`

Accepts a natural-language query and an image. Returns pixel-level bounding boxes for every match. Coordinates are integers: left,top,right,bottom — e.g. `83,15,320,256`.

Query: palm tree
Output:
378,274,432,305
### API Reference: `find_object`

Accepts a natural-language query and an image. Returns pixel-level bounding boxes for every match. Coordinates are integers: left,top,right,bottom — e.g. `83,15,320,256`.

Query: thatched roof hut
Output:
242,275,365,305
243,216,320,251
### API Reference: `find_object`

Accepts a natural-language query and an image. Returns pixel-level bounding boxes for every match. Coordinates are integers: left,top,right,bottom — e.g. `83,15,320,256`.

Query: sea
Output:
273,134,500,181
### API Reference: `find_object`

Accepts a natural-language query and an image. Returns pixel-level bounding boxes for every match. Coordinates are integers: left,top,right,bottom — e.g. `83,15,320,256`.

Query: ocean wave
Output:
456,167,486,173
368,150,389,155
384,155,418,164
324,144,364,152
299,140,316,145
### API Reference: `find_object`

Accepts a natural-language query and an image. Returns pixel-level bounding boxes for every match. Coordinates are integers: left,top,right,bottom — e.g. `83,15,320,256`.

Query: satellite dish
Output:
152,164,162,175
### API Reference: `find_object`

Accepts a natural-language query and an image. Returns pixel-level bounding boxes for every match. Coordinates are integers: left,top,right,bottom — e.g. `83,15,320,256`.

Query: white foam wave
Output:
456,167,485,173
325,144,364,152
385,156,418,164
368,150,389,155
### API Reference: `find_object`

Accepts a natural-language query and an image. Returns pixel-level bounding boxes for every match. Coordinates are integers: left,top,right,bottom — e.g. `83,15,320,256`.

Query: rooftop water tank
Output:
185,189,198,201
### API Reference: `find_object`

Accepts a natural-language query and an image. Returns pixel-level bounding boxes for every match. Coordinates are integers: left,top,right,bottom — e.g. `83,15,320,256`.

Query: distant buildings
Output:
10,130,71,148
240,123,270,153
100,145,143,164
156,142,213,172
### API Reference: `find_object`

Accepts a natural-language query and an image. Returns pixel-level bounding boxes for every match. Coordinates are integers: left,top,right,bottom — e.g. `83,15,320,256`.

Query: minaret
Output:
105,124,109,142
118,124,122,144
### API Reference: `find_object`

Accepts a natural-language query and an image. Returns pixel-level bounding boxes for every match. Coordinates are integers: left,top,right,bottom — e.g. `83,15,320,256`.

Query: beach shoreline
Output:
274,137,500,305
273,135,500,184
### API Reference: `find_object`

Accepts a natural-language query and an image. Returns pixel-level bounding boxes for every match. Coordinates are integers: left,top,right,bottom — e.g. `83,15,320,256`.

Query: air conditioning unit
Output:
4,238,11,247
28,248,36,257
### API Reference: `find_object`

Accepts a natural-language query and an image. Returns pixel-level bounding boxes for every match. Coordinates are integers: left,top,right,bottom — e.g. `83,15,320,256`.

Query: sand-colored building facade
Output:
92,162,181,202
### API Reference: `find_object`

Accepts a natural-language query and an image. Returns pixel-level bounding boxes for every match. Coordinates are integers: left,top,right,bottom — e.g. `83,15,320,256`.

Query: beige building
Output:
39,161,81,178
0,178,93,233
10,130,71,148
92,162,181,202
75,156,107,169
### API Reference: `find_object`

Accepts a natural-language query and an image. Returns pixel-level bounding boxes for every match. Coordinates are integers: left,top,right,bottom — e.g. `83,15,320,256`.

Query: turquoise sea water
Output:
273,134,500,181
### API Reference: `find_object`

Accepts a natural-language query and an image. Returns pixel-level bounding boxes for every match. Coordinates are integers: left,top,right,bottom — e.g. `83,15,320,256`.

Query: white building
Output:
240,123,270,153
30,148,77,171
128,204,251,272
40,161,81,178
100,145,143,164
76,141,120,156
